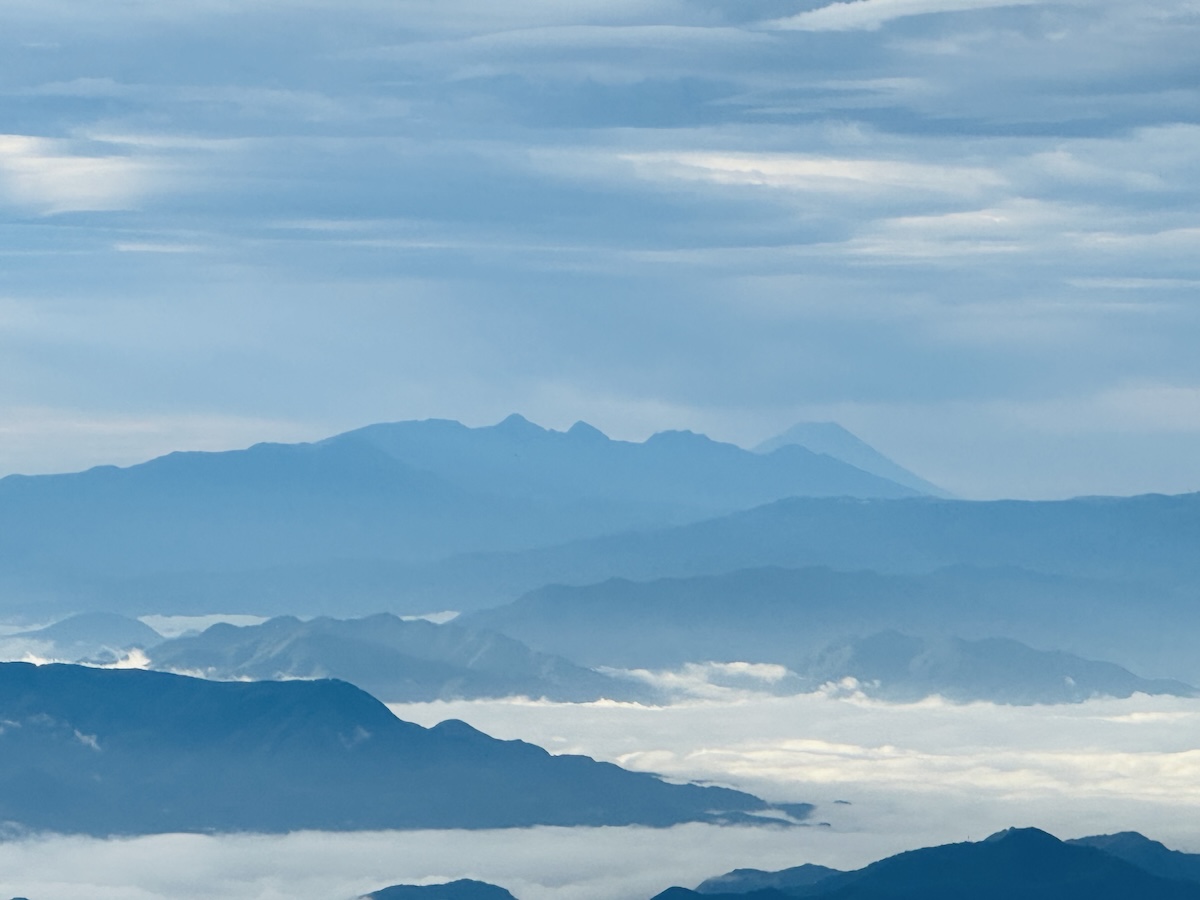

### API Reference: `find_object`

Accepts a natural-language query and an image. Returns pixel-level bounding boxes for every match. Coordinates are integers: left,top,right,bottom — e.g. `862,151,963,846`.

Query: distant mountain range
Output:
144,613,648,703
0,415,924,618
25,488,1200,629
465,565,1200,686
0,662,799,835
430,492,1200,612
658,827,1200,900
11,608,1182,706
799,631,1195,704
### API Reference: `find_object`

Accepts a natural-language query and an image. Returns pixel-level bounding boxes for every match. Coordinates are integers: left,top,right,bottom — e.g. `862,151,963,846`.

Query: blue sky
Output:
1,0,1198,498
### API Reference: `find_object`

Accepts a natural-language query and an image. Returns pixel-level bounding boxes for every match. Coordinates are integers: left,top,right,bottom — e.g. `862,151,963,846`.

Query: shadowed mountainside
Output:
0,662,795,836
657,828,1200,900
1068,832,1200,885
696,865,844,895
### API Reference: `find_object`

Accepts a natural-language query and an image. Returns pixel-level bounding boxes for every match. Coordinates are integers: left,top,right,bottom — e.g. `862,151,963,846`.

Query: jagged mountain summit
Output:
658,827,1200,900
145,613,648,703
0,662,799,836
754,422,950,498
0,415,923,618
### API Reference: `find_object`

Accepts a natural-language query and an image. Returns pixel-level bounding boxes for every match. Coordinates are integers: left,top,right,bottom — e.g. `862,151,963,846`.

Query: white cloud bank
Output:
0,135,171,214
769,0,1044,32
2,691,1198,900
393,691,1200,852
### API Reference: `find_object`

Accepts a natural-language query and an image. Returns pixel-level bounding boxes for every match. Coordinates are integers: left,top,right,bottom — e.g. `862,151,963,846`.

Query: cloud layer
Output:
3,690,1197,900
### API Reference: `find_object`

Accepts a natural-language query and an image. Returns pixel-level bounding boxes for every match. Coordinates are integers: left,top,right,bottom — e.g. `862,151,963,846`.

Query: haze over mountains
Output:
4,415,1198,699
465,565,1200,686
0,415,924,617
0,414,1197,899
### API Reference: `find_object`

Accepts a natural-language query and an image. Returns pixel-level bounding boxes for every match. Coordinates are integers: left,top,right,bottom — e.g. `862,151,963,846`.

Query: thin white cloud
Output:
768,0,1045,32
620,151,1005,197
0,135,172,214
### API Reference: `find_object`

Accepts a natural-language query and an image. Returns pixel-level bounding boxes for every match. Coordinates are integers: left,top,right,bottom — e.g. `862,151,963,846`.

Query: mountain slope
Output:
146,613,647,702
1069,833,1200,885
0,662,789,836
655,828,1200,900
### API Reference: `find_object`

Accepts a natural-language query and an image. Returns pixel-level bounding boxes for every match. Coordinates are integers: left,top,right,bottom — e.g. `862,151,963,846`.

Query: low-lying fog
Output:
2,684,1197,900
392,683,1200,851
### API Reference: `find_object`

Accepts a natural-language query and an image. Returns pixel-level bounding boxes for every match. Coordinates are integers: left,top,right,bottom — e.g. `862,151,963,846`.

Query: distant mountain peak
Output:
567,420,607,441
492,413,546,437
985,826,1060,844
365,879,519,900
645,429,709,445
755,421,949,497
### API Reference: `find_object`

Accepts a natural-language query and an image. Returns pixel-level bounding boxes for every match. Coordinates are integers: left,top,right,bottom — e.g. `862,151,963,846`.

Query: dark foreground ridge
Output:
657,827,1200,900
364,880,518,900
0,662,797,836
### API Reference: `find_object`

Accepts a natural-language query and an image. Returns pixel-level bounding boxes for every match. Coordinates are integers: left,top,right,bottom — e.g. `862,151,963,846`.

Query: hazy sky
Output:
2,0,1198,497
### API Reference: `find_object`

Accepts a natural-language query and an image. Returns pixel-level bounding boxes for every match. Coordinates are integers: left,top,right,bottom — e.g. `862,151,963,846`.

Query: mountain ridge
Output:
657,828,1200,900
0,661,796,836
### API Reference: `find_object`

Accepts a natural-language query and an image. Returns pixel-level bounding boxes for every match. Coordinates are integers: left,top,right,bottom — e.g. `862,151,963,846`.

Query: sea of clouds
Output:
2,684,1197,900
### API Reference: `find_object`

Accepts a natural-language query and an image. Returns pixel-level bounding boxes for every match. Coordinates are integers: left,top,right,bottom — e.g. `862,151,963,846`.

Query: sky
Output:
1,0,1198,498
